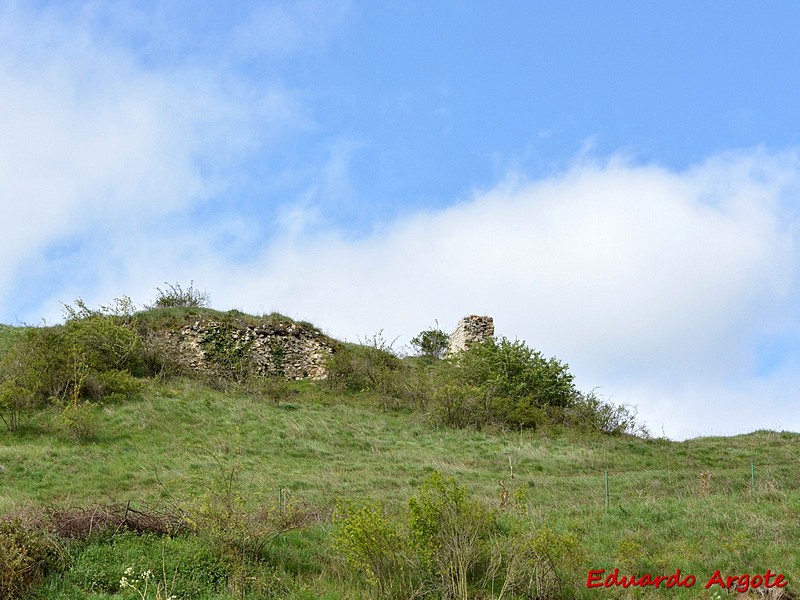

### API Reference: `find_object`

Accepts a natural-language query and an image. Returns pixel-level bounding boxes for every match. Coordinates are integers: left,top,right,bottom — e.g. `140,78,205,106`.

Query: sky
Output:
2,1,800,440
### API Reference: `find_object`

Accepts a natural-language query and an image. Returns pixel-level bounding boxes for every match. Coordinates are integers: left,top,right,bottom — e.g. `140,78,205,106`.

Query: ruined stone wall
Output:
447,315,495,354
159,319,335,380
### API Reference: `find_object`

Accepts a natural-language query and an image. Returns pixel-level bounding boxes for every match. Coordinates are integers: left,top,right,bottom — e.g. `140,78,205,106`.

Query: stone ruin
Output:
159,319,335,380
447,315,495,355
157,314,495,380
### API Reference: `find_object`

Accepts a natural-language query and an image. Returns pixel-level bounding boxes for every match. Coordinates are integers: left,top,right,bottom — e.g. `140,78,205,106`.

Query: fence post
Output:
605,470,610,511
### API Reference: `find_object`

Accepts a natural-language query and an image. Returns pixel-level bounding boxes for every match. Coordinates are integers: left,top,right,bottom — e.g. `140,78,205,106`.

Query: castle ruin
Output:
447,315,495,354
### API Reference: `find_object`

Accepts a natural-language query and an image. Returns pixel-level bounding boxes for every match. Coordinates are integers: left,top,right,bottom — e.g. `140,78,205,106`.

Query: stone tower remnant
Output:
447,315,494,355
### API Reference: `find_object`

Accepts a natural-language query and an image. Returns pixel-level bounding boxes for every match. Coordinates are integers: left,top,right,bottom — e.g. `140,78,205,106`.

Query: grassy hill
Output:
0,307,798,599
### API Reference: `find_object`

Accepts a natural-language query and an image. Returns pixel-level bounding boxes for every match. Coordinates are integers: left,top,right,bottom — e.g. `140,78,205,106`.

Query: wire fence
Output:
514,460,799,511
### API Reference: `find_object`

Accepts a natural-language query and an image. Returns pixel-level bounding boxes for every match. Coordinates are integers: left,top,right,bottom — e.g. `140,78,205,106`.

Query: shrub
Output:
333,501,423,599
150,282,210,309
0,381,36,432
410,325,449,362
408,472,496,599
187,446,316,567
0,297,148,430
0,520,64,600
427,380,488,429
63,298,144,375
556,390,649,436
490,395,548,430
94,370,145,403
417,338,576,430
486,525,585,600
455,338,576,409
335,473,526,600
0,327,69,429
325,334,404,394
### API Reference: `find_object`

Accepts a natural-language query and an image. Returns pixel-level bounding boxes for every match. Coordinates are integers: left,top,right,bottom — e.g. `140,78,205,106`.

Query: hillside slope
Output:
0,376,797,598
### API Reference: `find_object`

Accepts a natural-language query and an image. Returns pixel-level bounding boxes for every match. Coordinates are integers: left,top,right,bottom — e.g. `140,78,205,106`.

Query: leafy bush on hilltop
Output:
0,298,145,431
326,332,646,436
456,338,575,408
150,281,210,309
410,325,449,362
325,333,404,395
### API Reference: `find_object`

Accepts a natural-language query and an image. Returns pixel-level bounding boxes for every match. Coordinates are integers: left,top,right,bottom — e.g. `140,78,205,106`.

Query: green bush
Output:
428,380,488,428
0,520,64,600
333,500,422,599
410,325,449,362
57,398,99,442
325,334,404,394
0,325,23,359
455,338,576,409
557,390,648,436
150,281,210,309
334,473,551,600
0,298,147,430
418,338,576,431
0,381,36,431
408,472,496,599
486,525,586,600
94,370,145,403
490,395,548,430
63,297,144,375
0,327,69,429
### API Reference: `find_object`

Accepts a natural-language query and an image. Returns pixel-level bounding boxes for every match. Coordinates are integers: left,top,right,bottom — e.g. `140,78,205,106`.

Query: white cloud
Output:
0,3,305,312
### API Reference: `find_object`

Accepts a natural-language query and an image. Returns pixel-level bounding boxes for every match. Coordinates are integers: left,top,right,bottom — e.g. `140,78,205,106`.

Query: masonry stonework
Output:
160,319,335,380
447,315,495,354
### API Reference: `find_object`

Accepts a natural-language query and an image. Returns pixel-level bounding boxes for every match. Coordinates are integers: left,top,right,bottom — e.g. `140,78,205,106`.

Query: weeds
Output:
333,472,578,599
150,281,210,309
119,564,177,600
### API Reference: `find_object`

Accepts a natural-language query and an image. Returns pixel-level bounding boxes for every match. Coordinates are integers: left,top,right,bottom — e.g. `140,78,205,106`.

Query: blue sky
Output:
2,1,800,439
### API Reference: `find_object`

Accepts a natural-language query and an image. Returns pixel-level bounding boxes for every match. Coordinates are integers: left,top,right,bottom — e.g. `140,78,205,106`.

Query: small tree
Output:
410,324,449,362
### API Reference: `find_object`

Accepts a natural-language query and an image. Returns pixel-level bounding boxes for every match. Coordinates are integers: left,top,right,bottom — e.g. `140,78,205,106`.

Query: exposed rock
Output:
159,319,335,380
447,315,495,354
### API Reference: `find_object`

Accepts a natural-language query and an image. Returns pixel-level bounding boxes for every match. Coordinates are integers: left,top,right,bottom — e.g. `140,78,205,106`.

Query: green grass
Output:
1,377,798,598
